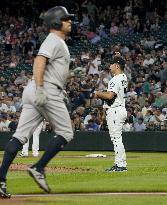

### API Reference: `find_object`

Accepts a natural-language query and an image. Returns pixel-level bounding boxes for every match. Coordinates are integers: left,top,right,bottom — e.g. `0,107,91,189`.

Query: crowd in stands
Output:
0,0,167,132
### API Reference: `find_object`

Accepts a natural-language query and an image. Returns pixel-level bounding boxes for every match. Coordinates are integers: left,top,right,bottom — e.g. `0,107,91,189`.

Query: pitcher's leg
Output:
112,136,126,167
106,108,127,169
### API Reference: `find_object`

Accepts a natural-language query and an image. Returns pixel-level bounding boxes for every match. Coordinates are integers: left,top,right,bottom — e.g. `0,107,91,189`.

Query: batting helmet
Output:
42,6,74,30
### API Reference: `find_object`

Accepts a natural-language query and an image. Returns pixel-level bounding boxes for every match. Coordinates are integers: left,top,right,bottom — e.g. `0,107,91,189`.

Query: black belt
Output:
56,85,62,90
106,105,124,110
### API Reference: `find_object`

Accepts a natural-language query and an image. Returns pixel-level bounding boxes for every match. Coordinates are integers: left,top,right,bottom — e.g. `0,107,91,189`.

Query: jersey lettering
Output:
121,80,127,96
107,74,127,107
121,80,127,87
109,82,115,89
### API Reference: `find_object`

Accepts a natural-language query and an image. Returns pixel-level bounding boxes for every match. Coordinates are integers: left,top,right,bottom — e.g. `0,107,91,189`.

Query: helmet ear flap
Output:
50,17,62,30
52,21,62,30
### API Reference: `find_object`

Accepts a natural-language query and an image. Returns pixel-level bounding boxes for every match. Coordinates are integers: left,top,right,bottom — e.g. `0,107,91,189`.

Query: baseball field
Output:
0,151,167,204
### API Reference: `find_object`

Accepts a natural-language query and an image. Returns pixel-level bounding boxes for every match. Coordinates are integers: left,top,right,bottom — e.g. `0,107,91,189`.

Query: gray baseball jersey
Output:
13,33,73,144
38,33,71,89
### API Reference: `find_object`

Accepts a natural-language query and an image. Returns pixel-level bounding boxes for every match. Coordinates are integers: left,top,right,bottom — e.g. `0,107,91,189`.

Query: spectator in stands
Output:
82,0,98,17
137,92,148,108
0,99,8,112
71,113,85,131
84,111,95,127
154,92,166,108
8,55,19,68
143,54,154,67
81,13,90,28
14,70,29,85
133,117,146,131
123,119,132,132
73,106,86,122
22,37,34,55
87,54,99,75
160,119,167,131
110,22,119,35
151,80,161,94
8,116,18,132
5,100,16,113
85,119,99,131
71,89,85,110
162,86,167,101
127,87,137,102
0,116,9,131
152,108,166,124
0,1,167,132
141,101,151,117
144,110,154,126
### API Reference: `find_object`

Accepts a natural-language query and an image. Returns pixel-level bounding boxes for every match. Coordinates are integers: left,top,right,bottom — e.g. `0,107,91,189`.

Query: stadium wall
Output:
0,131,167,151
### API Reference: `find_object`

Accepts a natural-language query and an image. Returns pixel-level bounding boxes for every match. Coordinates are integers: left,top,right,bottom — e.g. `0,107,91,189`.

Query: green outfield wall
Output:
0,131,167,151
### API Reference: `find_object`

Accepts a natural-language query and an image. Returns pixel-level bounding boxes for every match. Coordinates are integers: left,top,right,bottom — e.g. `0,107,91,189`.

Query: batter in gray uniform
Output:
0,6,74,198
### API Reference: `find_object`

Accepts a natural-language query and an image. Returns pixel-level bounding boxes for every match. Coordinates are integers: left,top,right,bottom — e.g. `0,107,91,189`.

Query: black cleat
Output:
105,165,127,172
28,167,51,193
105,165,117,172
0,181,11,198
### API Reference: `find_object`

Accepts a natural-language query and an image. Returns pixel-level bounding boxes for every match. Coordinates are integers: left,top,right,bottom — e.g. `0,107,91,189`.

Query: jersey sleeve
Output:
37,34,59,60
107,77,120,94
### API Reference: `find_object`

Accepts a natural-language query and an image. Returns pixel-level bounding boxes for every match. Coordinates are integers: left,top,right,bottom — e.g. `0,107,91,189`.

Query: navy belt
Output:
106,105,124,110
56,85,61,90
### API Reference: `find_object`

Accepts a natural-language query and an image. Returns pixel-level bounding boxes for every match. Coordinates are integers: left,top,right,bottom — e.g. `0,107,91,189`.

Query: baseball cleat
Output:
19,152,28,157
32,152,39,157
27,167,51,193
0,181,11,198
105,165,117,172
105,165,127,172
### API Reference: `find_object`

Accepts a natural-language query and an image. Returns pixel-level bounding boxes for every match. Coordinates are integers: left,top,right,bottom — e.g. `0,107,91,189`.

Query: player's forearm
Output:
33,56,47,87
96,91,114,100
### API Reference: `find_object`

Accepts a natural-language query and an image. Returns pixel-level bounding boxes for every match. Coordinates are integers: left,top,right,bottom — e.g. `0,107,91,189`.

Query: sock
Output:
0,138,22,181
33,135,67,172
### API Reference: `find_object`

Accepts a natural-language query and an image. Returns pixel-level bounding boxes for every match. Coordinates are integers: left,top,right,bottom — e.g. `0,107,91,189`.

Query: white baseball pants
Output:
106,106,127,167
22,122,43,155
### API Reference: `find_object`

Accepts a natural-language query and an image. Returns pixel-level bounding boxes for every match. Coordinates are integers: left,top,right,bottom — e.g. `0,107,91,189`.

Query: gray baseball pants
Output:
13,80,73,144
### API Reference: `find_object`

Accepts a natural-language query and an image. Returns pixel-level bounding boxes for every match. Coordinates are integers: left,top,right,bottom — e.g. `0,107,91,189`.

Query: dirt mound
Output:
9,163,92,173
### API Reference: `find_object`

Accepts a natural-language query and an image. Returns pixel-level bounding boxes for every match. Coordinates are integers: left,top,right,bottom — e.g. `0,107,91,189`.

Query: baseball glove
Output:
103,94,117,106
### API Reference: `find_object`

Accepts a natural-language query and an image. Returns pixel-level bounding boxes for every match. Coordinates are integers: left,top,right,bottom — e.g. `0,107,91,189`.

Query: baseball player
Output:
0,6,74,198
20,122,43,157
95,56,128,172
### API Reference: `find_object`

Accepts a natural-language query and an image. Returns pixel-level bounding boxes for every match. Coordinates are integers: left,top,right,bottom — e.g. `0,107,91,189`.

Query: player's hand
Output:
93,91,98,98
35,86,48,107
62,90,69,105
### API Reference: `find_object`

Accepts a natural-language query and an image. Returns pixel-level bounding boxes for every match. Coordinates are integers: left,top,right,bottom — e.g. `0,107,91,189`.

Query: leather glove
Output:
34,86,48,107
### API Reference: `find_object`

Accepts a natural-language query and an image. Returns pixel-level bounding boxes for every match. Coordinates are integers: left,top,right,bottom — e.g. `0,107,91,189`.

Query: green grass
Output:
2,196,167,205
1,151,166,194
1,151,167,204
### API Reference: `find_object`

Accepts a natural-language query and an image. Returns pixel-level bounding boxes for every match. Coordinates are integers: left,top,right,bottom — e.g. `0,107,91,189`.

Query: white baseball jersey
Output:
107,73,127,108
